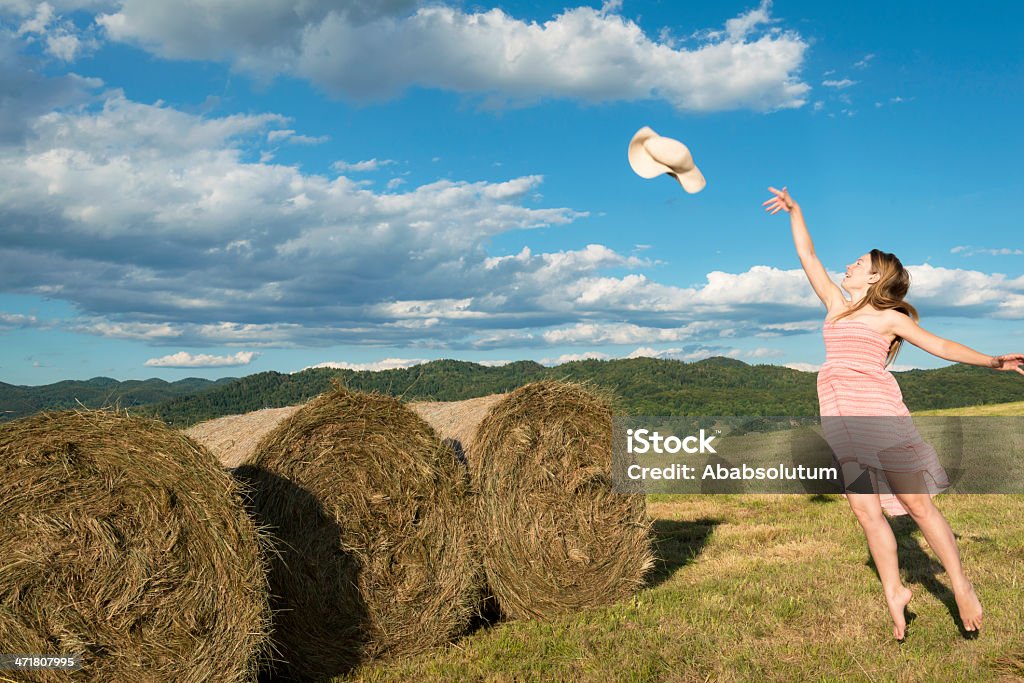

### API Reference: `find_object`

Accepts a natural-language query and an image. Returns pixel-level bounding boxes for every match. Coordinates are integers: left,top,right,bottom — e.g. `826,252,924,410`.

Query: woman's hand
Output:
763,186,797,215
990,354,1024,375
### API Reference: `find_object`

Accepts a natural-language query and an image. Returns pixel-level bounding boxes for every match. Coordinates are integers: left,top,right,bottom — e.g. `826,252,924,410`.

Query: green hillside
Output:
0,376,235,422
5,357,1023,428
142,356,1024,427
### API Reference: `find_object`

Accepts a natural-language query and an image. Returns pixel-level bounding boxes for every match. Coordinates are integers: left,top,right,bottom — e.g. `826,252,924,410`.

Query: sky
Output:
0,0,1022,386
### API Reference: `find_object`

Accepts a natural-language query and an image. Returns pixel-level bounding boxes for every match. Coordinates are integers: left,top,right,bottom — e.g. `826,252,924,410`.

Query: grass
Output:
331,401,1024,682
914,401,1024,416
334,493,1024,682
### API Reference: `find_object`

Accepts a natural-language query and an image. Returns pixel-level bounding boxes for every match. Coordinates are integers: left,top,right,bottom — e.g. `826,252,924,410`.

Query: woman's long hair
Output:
833,248,918,367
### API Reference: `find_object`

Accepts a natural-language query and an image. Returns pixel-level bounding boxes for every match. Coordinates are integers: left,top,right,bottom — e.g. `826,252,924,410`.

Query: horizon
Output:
2,353,952,389
2,1,1021,385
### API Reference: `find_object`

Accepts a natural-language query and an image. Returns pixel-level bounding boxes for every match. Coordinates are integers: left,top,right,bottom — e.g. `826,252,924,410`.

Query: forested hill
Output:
135,357,1024,427
0,376,235,423
4,357,1022,427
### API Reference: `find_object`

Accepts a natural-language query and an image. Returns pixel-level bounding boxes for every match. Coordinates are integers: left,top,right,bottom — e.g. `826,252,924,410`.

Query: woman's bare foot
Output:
885,586,913,640
954,581,983,632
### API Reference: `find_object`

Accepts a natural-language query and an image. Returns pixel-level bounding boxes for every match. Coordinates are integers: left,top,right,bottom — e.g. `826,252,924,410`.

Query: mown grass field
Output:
337,405,1024,682
915,401,1024,416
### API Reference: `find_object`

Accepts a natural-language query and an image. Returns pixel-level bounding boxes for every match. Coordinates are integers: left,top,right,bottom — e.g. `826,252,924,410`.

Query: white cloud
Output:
267,128,328,144
542,321,726,346
0,311,40,329
625,345,739,362
3,72,1022,361
854,53,874,68
13,1,98,61
744,347,784,359
540,351,610,365
0,28,102,144
783,362,819,372
331,158,395,172
144,350,258,367
822,78,857,89
301,357,428,372
890,364,928,372
96,1,810,112
724,0,773,41
950,245,1023,257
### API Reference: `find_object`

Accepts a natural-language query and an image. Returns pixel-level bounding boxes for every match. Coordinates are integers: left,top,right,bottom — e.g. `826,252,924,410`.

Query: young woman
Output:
763,185,1024,640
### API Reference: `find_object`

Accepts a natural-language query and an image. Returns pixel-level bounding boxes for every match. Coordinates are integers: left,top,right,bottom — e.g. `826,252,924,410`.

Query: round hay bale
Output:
234,386,482,680
472,380,655,620
0,410,271,683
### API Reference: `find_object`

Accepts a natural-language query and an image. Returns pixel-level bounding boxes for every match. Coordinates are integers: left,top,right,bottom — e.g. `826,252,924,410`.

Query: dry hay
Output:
233,386,482,680
409,393,509,462
472,380,655,620
187,394,506,470
0,409,271,683
183,405,302,468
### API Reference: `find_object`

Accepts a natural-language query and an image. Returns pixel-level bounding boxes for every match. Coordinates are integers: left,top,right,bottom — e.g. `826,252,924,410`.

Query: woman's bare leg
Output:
845,491,913,639
889,485,983,632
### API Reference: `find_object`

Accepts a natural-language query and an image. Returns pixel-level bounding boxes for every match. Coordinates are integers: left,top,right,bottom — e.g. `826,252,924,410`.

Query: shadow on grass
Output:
645,517,722,588
807,493,838,504
864,514,979,639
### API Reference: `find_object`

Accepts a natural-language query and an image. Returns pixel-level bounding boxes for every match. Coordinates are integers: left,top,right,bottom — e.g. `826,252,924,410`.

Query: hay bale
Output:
472,380,655,620
0,410,271,683
184,405,302,468
187,395,504,470
234,386,482,680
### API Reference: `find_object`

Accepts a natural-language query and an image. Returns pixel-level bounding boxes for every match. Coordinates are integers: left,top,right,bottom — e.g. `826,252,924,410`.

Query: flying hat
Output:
628,126,706,193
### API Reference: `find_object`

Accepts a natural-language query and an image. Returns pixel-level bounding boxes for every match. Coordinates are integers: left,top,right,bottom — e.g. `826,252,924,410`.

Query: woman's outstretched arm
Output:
888,312,1024,373
763,186,845,311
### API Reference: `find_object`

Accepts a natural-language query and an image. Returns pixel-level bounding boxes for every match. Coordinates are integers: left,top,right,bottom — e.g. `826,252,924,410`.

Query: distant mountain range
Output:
3,357,1023,427
0,376,236,422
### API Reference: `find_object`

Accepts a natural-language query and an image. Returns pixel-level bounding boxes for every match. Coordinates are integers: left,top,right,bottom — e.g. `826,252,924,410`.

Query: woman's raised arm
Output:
763,186,845,311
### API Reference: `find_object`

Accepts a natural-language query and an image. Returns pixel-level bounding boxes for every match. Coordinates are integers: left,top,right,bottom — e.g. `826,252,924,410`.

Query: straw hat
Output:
627,126,706,193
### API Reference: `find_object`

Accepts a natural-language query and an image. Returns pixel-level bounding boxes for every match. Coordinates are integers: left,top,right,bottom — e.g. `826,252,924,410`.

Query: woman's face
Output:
842,252,877,291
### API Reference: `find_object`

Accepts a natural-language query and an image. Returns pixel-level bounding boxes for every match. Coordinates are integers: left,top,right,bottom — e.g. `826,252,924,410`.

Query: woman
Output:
763,185,1024,641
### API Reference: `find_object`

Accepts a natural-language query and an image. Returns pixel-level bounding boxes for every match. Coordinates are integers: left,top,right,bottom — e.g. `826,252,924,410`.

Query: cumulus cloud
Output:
626,345,743,361
331,158,395,172
950,245,1024,257
540,351,611,365
0,311,40,329
853,53,874,68
477,359,514,367
144,350,258,367
12,1,100,61
267,128,328,144
300,357,428,372
2,65,1021,362
822,78,856,89
0,28,102,144
95,0,810,112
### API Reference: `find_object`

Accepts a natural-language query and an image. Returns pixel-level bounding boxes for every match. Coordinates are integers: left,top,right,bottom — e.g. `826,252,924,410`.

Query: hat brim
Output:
628,126,669,179
671,167,707,194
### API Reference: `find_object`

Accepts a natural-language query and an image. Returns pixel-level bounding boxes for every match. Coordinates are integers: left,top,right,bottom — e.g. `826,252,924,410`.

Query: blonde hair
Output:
833,248,918,367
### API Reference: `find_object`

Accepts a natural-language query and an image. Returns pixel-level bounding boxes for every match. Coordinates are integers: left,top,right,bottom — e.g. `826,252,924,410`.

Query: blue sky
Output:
1,0,1021,385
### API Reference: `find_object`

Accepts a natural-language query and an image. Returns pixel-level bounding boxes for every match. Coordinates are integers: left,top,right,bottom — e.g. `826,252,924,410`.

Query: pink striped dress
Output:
817,318,949,516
